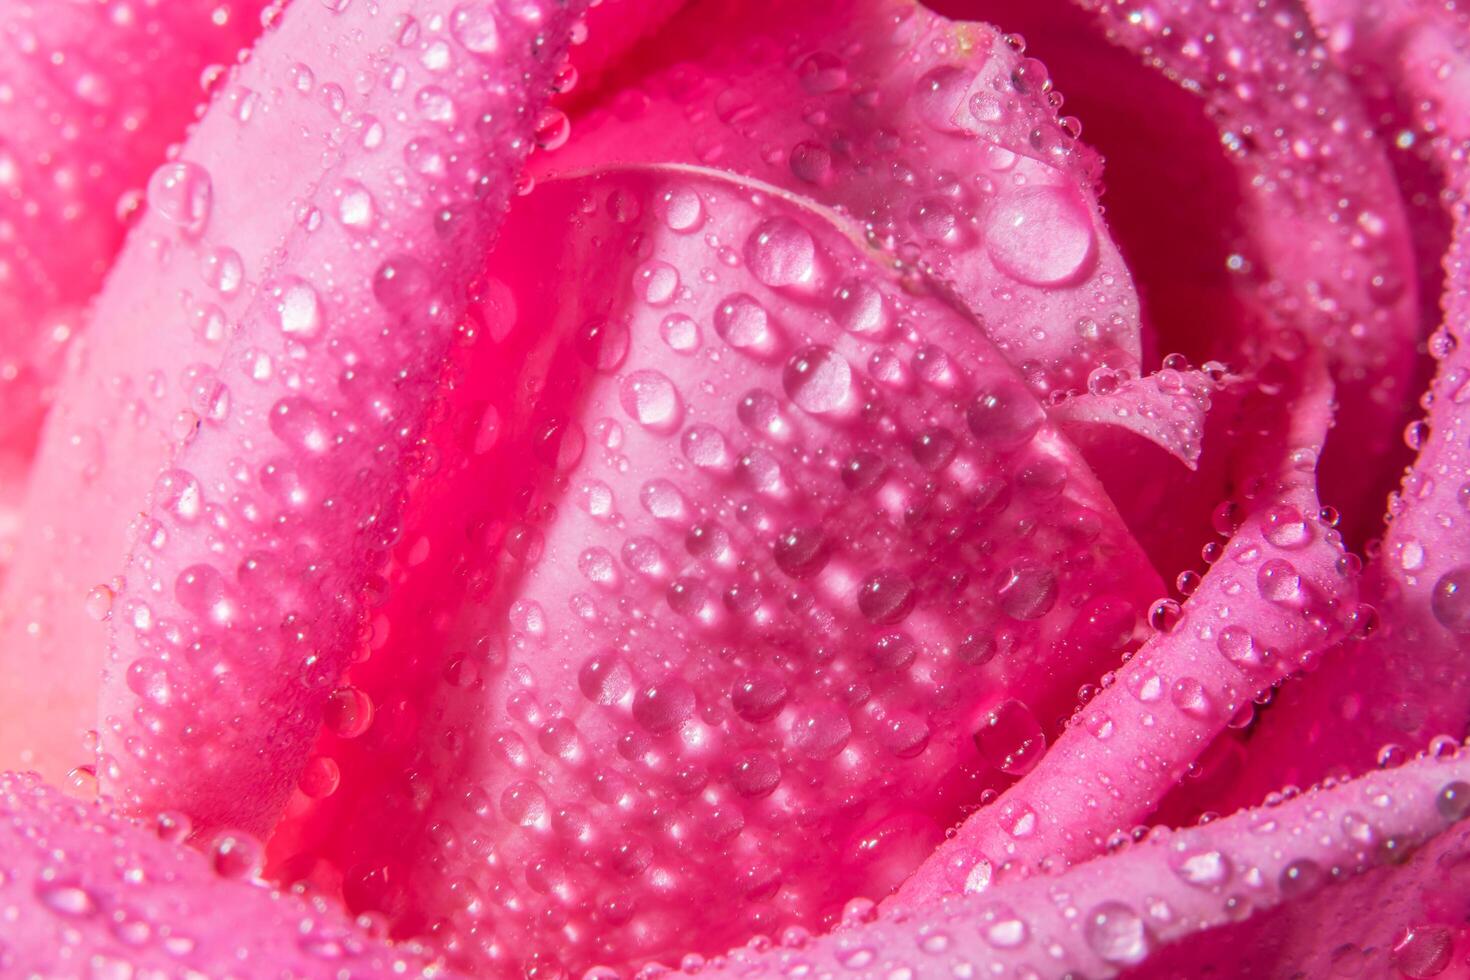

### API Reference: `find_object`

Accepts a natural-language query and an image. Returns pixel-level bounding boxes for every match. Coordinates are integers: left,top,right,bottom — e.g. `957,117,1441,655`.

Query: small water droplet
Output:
148,161,212,235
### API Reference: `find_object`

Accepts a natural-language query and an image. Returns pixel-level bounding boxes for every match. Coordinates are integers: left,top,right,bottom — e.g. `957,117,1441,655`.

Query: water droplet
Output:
1263,505,1312,549
731,752,782,797
967,383,1043,448
858,570,916,624
789,702,852,758
660,313,701,353
534,107,570,150
997,563,1057,620
783,345,854,415
732,671,789,722
714,293,782,358
211,832,264,879
501,780,548,826
1278,858,1326,898
201,247,244,295
1436,781,1470,821
148,161,212,235
324,685,374,738
270,397,333,454
85,585,115,622
451,3,500,54
973,699,1045,774
964,859,993,894
175,564,238,625
773,526,830,579
372,255,438,319
635,260,679,306
833,279,889,337
633,679,696,733
619,370,683,432
36,879,97,918
579,652,632,705
1257,558,1302,604
745,217,816,287
1392,925,1454,978
914,66,976,133
1431,567,1470,633
576,317,630,372
657,185,704,232
269,277,324,342
1171,849,1231,888
336,180,376,231
794,51,848,94
300,755,341,798
984,186,1096,286
1084,902,1151,966
154,469,203,523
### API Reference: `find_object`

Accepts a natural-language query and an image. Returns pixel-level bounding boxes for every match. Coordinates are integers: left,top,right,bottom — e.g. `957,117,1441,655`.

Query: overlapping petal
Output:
0,0,1462,976
694,750,1470,978
0,771,445,977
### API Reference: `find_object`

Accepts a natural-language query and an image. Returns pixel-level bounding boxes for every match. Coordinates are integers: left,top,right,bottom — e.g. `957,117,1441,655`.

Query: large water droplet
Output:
619,370,683,433
270,277,324,342
783,345,854,416
859,570,916,624
967,383,1043,448
1084,902,1151,966
997,563,1057,620
1393,925,1454,978
451,4,500,55
148,161,212,235
714,293,782,358
1431,566,1470,633
745,217,816,287
973,699,1046,774
914,66,976,133
732,671,789,722
983,185,1097,286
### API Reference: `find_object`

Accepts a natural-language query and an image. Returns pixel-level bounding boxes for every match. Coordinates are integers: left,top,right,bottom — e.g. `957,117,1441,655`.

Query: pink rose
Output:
0,0,1467,976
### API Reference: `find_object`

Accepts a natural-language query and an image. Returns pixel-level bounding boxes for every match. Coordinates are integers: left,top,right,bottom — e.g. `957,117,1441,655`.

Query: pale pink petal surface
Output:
0,0,1464,976
693,750,1470,978
0,771,444,977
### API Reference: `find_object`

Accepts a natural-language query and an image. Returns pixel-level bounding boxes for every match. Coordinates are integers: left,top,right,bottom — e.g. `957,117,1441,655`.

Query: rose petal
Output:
0,771,444,977
548,0,1146,392
1224,1,1470,799
693,749,1470,978
0,1,269,461
893,349,1357,904
1066,0,1424,546
1050,367,1220,470
0,0,589,827
266,164,1163,975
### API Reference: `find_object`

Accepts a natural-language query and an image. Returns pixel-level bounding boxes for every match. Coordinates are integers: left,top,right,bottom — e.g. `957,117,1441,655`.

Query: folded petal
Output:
264,162,1164,974
96,0,593,838
0,771,443,977
1225,1,1470,799
0,0,589,824
549,0,1146,393
1049,367,1220,470
0,1,269,458
697,749,1470,978
893,349,1357,905
1068,0,1425,544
